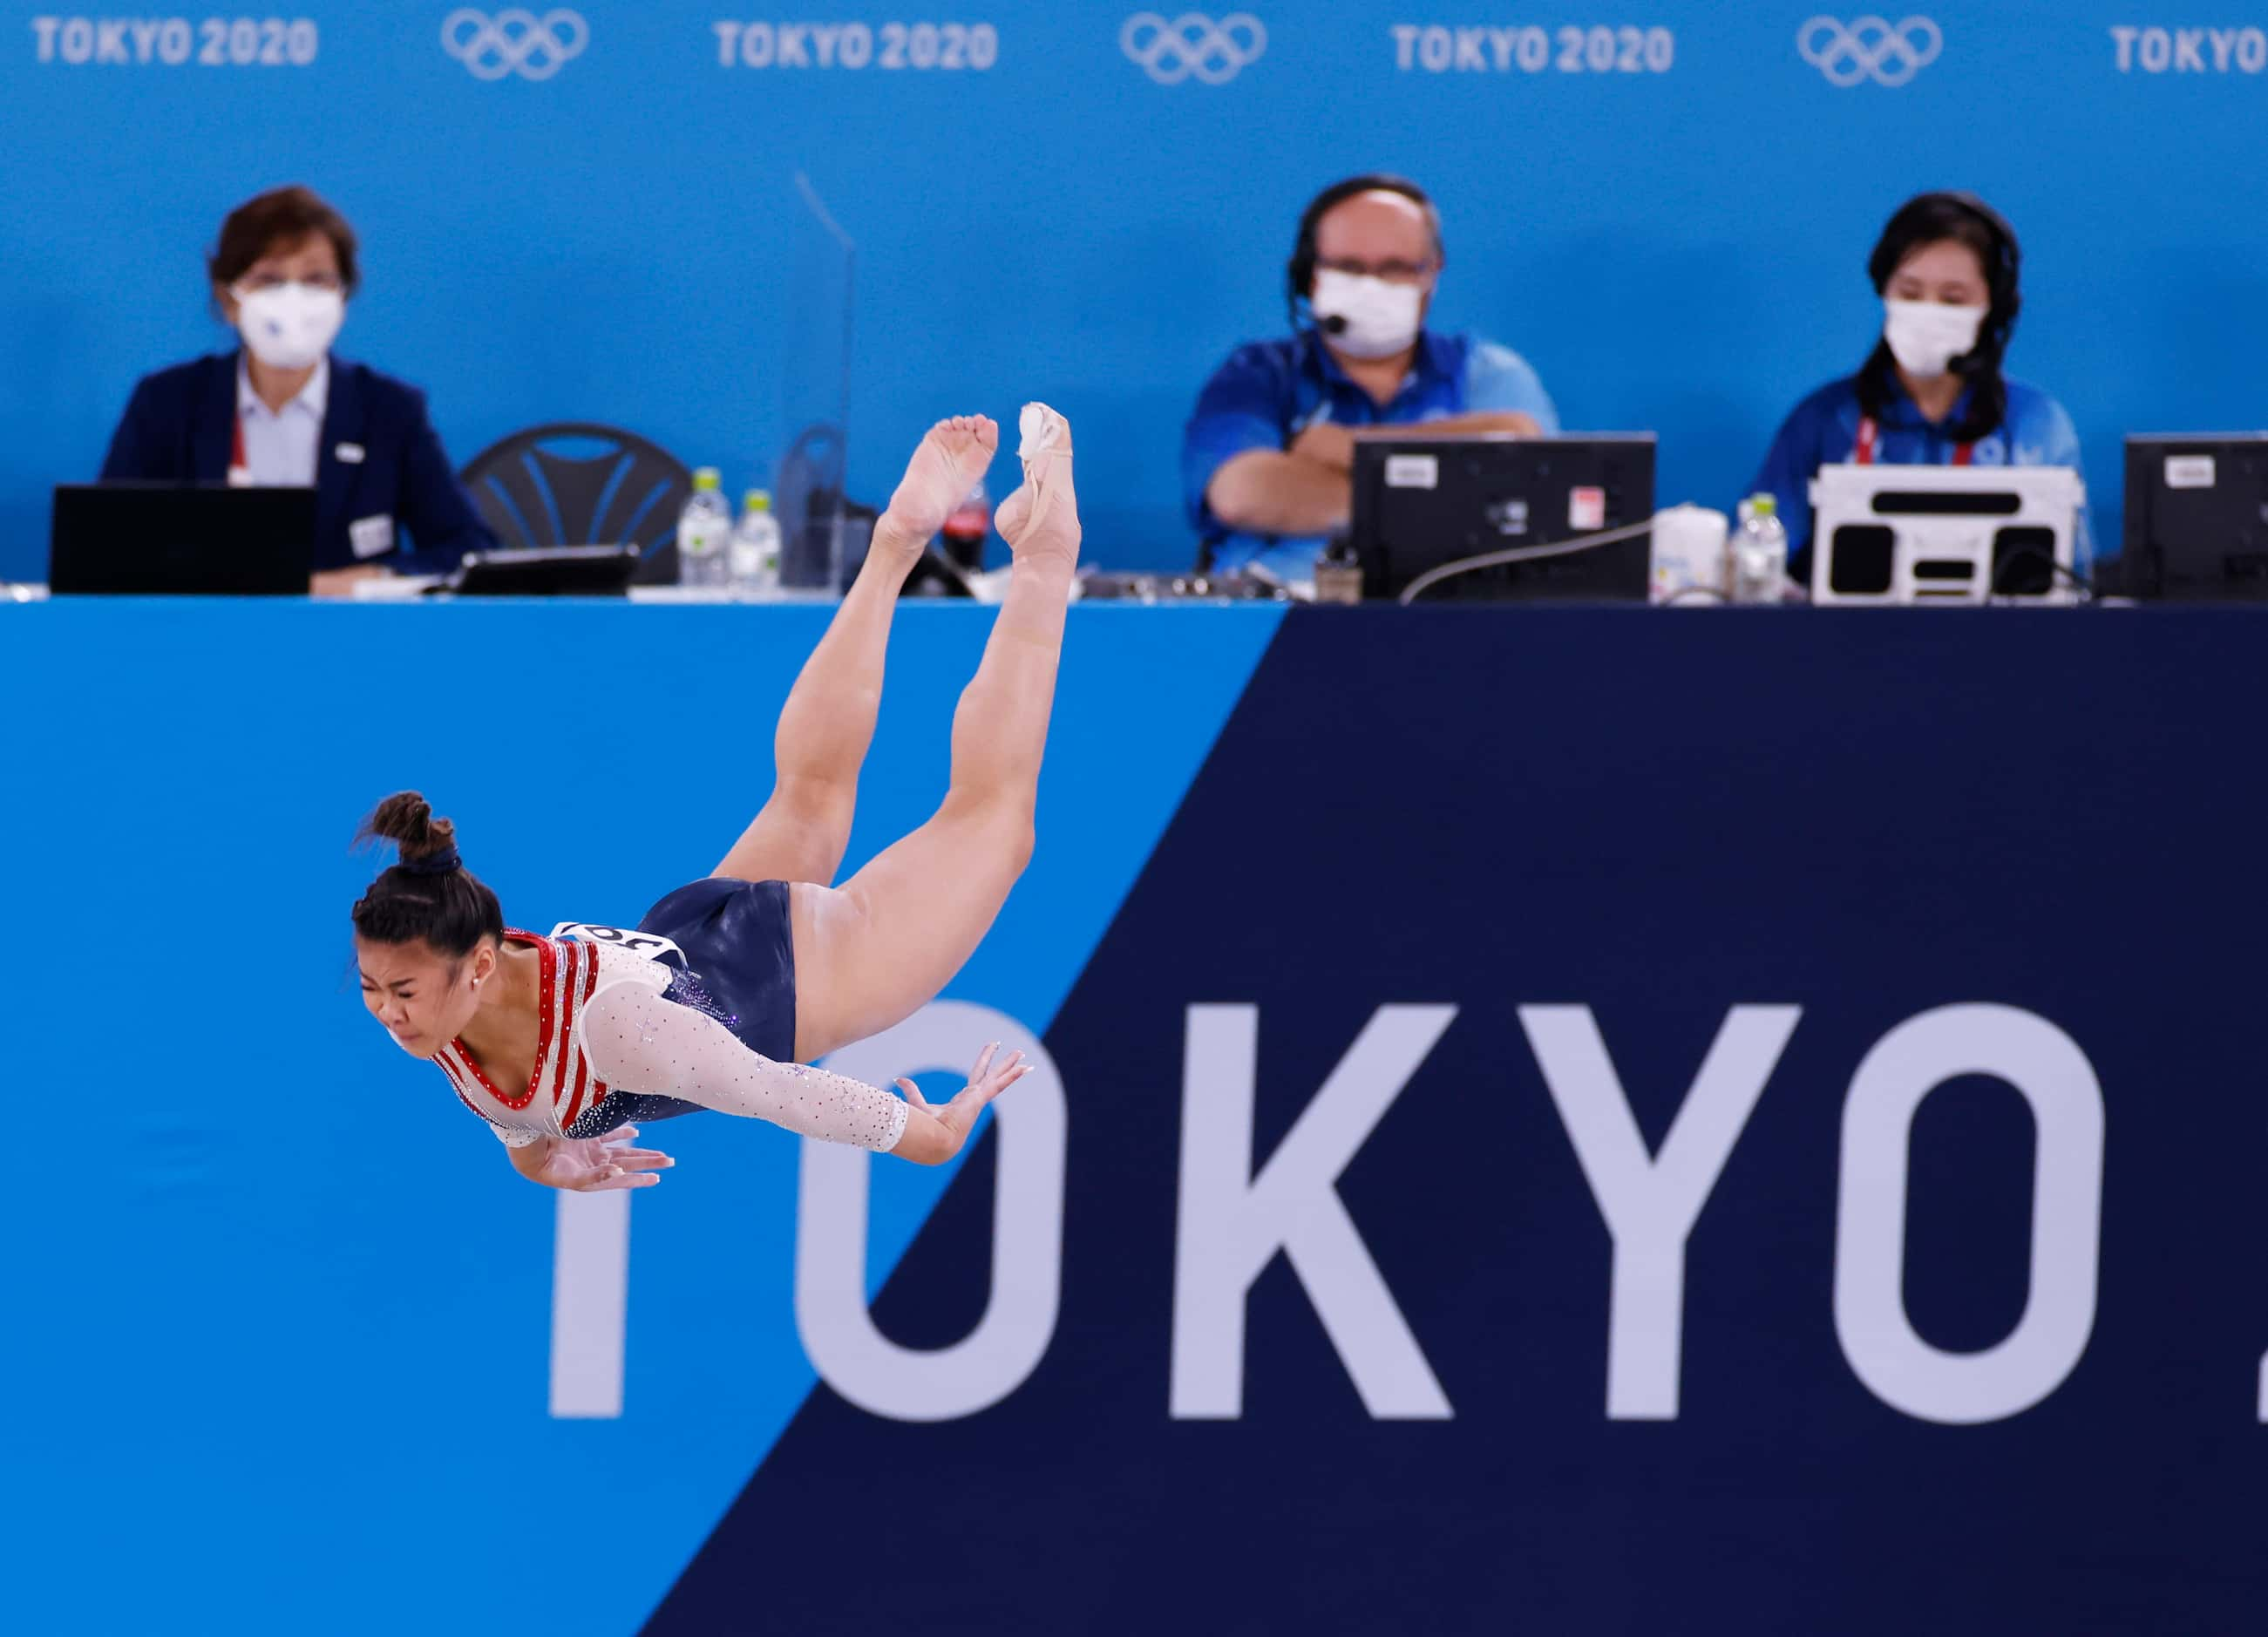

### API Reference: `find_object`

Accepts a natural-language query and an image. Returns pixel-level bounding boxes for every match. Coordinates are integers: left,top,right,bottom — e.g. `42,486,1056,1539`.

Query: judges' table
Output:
6,598,2267,1637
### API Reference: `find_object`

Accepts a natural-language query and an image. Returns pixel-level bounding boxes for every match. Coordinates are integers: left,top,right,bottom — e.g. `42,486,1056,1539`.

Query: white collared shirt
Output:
234,356,329,487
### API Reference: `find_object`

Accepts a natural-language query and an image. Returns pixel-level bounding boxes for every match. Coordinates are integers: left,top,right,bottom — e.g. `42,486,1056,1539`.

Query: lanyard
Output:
1854,416,1972,468
227,411,252,487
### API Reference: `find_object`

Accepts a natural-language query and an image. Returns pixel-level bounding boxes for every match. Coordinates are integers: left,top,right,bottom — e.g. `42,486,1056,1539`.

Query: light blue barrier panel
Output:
3,3,2265,579
0,600,1283,1634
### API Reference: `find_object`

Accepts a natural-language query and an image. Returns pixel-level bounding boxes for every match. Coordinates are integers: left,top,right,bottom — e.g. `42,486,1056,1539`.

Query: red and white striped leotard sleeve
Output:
431,928,907,1153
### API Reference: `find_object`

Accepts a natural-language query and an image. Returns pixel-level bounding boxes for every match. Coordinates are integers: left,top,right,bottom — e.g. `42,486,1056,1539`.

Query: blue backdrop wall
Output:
4,3,2265,581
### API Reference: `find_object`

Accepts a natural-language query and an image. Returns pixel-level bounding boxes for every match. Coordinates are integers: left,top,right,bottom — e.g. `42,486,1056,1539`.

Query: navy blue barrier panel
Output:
658,608,2268,1635
8,3,2268,580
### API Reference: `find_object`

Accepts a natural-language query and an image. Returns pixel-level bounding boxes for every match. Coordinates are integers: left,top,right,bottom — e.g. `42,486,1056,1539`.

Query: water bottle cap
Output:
1749,493,1777,518
692,468,722,491
744,490,771,512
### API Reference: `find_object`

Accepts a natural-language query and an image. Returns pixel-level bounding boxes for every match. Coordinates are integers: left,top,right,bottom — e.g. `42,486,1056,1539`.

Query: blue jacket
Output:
1184,329,1558,581
1749,373,2089,575
100,351,495,576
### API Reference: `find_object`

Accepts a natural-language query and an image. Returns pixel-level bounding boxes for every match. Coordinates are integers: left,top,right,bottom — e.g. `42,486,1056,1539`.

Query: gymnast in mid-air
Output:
350,405,1077,1190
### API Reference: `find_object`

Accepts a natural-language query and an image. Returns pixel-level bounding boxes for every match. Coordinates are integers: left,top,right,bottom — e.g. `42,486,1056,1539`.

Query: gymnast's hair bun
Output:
361,791,458,865
351,791,503,958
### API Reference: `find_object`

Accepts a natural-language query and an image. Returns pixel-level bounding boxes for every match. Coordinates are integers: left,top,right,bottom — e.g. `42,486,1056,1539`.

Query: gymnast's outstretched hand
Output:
532,1124,676,1192
891,1044,1031,1165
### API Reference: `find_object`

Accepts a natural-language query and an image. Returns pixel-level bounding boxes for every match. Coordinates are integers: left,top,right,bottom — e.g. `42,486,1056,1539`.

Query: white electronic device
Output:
1808,464,2085,605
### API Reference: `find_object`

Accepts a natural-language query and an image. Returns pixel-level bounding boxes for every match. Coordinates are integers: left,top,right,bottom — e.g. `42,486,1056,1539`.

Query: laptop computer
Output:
445,545,643,596
1348,434,1656,601
49,483,317,594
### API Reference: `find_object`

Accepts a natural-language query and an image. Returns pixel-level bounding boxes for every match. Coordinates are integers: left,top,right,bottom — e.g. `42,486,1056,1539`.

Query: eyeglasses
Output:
1315,255,1436,286
233,271,345,295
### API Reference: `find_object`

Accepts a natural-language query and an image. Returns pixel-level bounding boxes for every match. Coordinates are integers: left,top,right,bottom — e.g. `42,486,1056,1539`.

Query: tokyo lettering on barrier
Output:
2110,24,2268,72
533,995,2268,1431
1390,24,1674,74
27,15,317,65
713,20,1000,68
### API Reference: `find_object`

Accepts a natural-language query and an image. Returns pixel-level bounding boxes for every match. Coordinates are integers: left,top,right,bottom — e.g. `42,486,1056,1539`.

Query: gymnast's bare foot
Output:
994,403,1080,571
875,414,999,564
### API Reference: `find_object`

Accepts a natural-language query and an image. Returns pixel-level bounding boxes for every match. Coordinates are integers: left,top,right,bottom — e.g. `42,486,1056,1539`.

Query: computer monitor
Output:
1809,464,2085,605
1348,434,1655,601
48,483,316,594
2118,434,2268,601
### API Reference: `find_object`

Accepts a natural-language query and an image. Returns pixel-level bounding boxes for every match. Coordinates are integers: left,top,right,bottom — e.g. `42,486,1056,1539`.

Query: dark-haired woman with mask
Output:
99,184,493,595
1748,192,2088,581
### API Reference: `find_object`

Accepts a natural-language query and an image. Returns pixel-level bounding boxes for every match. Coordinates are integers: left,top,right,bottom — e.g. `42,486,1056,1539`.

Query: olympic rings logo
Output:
1120,11,1267,85
1797,15,1942,86
441,8,589,81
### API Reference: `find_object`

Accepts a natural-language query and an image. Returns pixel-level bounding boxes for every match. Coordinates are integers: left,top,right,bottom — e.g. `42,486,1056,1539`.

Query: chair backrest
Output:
458,422,691,586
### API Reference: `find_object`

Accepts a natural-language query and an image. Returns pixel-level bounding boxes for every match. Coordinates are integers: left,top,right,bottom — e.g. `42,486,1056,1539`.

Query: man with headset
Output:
1183,174,1558,583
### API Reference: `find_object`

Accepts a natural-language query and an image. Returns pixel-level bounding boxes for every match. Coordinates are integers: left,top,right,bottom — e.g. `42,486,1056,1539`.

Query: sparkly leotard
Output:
433,928,908,1153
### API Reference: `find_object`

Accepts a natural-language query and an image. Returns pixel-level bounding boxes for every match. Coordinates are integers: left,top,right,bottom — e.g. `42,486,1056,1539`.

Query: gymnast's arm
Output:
578,982,1028,1165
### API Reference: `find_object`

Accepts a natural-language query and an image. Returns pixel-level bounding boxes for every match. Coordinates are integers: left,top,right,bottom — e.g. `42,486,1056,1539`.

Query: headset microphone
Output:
1318,313,1349,336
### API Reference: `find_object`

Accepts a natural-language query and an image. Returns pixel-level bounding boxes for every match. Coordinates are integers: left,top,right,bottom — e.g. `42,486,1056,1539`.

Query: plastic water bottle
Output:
677,468,731,589
1730,492,1789,604
1314,534,1363,604
730,489,782,595
940,479,990,573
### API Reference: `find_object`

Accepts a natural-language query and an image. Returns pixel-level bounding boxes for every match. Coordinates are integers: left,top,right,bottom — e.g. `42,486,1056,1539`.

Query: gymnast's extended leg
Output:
789,405,1079,1062
712,415,999,888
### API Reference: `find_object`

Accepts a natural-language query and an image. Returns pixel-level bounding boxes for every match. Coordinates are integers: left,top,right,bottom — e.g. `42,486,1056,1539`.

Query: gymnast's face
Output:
356,935,495,1058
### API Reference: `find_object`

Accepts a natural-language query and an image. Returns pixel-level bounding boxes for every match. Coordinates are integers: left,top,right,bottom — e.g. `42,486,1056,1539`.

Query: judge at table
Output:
1184,173,1559,585
100,184,493,594
1745,191,2088,581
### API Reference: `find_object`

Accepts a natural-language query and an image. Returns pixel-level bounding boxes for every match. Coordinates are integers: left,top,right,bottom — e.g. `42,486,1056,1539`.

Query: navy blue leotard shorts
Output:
565,877,798,1138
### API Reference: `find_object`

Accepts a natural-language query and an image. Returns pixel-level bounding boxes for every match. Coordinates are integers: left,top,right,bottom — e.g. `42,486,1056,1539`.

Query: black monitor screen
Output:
2120,435,2268,601
1349,435,1655,602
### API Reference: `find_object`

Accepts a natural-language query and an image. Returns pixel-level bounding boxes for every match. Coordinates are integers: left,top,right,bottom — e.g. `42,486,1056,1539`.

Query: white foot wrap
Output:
1012,401,1071,544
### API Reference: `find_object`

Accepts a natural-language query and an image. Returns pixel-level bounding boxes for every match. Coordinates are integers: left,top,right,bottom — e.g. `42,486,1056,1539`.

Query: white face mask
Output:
234,282,345,370
1310,268,1425,360
1882,298,1986,379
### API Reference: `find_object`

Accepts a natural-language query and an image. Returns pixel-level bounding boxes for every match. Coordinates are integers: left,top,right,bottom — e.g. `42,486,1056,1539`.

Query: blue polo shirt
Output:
1183,328,1558,580
1749,374,2090,575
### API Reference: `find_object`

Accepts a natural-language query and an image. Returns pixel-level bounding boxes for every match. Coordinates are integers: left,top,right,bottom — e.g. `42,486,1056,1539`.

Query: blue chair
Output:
458,423,691,585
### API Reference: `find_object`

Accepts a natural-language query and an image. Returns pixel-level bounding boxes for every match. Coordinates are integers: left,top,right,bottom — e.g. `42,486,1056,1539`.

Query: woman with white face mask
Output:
1746,192,2088,581
99,185,493,595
